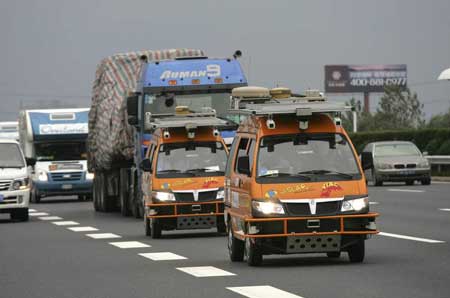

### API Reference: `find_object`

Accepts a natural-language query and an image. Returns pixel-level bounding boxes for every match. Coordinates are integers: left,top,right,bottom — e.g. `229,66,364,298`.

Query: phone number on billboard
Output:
350,78,407,87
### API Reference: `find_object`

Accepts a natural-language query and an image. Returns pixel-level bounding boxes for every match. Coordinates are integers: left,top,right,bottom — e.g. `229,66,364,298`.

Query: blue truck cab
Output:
19,108,93,202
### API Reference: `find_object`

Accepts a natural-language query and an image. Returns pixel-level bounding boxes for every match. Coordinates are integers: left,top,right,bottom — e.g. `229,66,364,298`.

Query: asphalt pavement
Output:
1,181,450,298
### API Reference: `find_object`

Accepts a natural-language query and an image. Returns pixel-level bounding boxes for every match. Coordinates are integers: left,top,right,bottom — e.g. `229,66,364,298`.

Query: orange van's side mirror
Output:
140,158,152,172
237,156,250,176
361,152,373,170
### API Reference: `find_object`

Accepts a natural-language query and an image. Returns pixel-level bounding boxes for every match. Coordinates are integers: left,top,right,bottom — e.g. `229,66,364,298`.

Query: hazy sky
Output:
1,0,449,121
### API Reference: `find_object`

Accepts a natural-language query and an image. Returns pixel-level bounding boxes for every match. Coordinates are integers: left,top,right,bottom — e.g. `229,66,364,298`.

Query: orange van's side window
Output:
234,138,249,174
247,139,255,176
225,137,239,177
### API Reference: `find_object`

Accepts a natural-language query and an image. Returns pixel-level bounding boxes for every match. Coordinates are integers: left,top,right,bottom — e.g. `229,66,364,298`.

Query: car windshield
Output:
256,133,361,183
0,143,25,168
35,142,87,161
156,141,227,178
144,92,239,124
374,143,421,157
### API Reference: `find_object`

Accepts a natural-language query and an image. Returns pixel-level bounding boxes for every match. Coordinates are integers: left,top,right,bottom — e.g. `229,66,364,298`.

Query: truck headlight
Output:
11,178,30,190
152,191,175,202
216,189,225,199
341,196,369,212
38,171,48,182
252,200,285,215
86,172,95,180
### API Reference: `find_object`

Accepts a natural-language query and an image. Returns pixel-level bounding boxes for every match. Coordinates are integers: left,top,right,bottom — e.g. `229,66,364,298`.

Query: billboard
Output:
325,64,407,93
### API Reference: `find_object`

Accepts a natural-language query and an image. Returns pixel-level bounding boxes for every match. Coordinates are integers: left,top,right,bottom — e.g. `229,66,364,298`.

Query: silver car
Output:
360,141,431,186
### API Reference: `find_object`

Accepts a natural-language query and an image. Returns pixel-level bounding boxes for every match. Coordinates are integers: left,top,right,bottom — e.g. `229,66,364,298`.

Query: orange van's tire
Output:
151,219,162,239
348,239,365,263
228,225,244,262
144,215,151,237
245,238,263,266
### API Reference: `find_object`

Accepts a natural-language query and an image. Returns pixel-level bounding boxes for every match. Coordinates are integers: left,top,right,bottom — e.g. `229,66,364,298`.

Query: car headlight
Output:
152,191,175,202
377,163,393,169
418,160,429,168
11,178,30,190
252,200,285,215
216,189,225,200
341,196,369,212
38,171,48,182
86,172,95,180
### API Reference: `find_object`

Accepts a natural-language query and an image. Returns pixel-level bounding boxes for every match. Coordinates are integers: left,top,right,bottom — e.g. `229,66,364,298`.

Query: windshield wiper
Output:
258,172,311,181
297,170,354,179
157,169,182,173
185,168,224,173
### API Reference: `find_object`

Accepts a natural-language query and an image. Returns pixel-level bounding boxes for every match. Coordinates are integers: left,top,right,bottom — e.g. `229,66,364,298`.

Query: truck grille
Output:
285,201,340,216
0,180,12,191
174,190,218,202
50,172,83,182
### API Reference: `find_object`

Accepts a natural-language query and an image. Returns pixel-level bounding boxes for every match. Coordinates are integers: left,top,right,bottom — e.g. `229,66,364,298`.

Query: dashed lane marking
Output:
68,226,99,232
109,241,150,249
177,266,235,277
439,208,450,212
86,233,121,239
369,202,379,205
29,209,37,212
227,286,304,298
387,189,425,193
139,252,187,261
379,232,445,243
29,212,49,216
38,216,62,221
52,221,79,226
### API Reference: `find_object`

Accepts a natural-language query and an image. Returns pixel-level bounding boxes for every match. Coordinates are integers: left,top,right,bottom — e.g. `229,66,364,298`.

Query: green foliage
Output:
348,128,450,155
427,108,450,129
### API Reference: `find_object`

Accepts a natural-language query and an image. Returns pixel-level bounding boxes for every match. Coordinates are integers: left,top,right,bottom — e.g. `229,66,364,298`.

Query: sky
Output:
1,0,449,121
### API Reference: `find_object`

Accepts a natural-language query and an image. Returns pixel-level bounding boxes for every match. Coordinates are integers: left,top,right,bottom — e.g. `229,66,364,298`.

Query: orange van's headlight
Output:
252,200,285,215
152,191,175,202
341,196,369,212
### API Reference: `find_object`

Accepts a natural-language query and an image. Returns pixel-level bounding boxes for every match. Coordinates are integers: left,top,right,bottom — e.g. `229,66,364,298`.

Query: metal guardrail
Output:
426,156,450,165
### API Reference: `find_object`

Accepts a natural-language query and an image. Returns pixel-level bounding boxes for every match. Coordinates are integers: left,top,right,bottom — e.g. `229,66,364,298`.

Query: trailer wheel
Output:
421,178,431,185
245,237,263,266
97,173,114,212
348,239,365,263
93,176,100,211
405,180,414,186
119,169,131,216
228,225,244,262
151,219,162,239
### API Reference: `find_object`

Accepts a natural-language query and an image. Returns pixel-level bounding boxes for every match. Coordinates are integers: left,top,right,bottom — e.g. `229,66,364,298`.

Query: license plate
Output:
400,170,415,175
62,184,73,190
0,194,3,202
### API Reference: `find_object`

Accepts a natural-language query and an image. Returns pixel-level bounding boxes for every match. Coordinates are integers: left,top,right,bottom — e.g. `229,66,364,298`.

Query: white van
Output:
0,139,30,221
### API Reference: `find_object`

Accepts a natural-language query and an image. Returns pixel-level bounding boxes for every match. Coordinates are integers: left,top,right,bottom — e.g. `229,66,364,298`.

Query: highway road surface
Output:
1,182,450,298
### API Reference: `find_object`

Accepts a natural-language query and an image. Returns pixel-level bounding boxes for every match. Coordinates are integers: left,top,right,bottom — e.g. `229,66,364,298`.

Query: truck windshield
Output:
256,133,361,183
35,142,87,161
374,143,421,157
156,141,227,178
0,143,25,168
144,92,239,124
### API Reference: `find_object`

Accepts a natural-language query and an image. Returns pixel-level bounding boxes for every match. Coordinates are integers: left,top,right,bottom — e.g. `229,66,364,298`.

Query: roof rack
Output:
143,107,227,138
229,87,351,116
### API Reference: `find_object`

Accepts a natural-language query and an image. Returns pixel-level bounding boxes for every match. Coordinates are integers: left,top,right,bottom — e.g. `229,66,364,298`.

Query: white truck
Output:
19,108,93,203
0,139,30,221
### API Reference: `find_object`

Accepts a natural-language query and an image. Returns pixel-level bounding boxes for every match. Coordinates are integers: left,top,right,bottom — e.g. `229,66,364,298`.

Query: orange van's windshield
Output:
256,133,361,183
156,141,227,178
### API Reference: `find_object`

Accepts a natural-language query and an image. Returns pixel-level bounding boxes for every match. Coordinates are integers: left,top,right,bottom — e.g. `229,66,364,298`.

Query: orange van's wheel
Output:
245,238,263,266
228,225,244,262
151,219,162,239
144,213,151,237
348,239,365,263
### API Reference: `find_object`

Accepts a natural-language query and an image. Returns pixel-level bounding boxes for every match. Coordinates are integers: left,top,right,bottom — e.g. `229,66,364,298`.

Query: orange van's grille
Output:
285,201,340,216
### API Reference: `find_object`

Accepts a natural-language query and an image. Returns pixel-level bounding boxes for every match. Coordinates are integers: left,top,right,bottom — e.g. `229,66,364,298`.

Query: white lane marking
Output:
68,226,99,232
29,209,37,212
439,208,450,212
387,189,424,193
52,221,79,226
38,216,62,221
109,241,150,249
432,181,450,184
86,233,121,239
29,212,49,216
369,202,379,205
177,266,235,277
227,286,304,298
379,232,445,243
139,252,187,261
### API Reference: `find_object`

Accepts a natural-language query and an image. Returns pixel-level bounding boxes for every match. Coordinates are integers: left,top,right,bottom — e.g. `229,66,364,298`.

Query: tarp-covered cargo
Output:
87,49,205,171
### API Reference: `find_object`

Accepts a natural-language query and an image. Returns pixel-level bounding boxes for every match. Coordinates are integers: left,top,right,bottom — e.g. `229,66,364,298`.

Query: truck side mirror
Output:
26,157,36,167
140,158,152,172
127,94,139,126
361,152,373,170
237,156,250,176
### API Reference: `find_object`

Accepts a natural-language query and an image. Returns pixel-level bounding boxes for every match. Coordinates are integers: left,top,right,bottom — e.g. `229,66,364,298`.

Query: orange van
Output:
224,87,379,266
140,109,229,238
